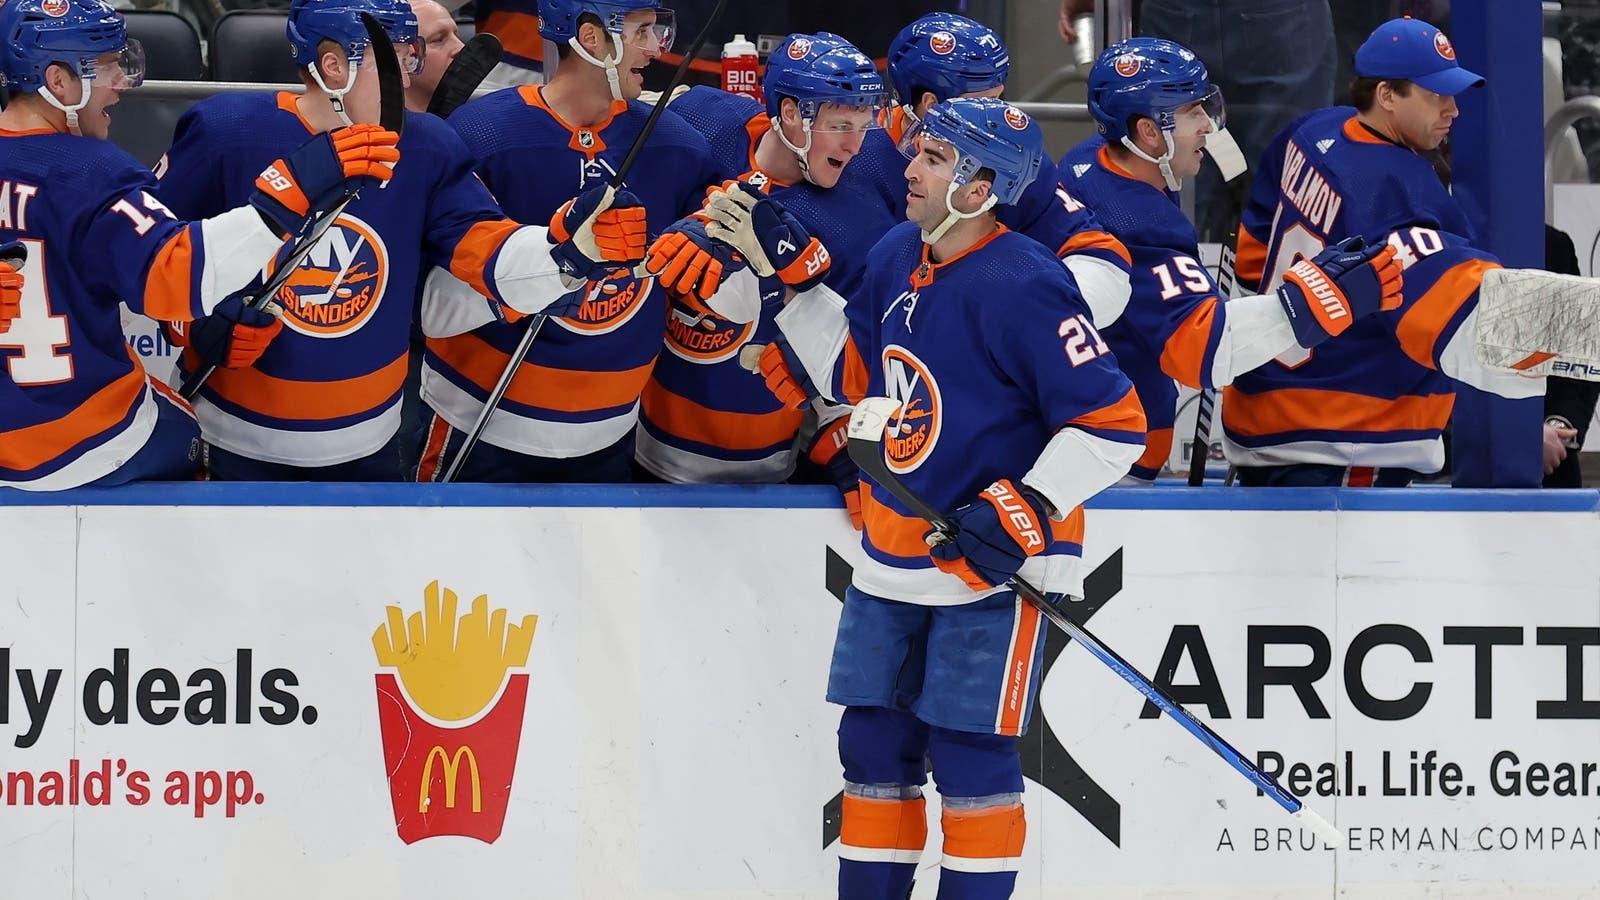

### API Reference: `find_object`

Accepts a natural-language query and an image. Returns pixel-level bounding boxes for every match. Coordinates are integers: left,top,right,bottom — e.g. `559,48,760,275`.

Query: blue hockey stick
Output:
845,396,1341,846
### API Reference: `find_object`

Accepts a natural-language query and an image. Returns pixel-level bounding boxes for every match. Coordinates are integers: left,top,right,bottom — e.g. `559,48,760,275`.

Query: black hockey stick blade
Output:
428,33,502,118
182,16,403,402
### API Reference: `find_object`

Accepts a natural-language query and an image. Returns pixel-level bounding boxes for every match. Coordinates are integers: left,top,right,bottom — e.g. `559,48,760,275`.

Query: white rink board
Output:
0,496,1597,899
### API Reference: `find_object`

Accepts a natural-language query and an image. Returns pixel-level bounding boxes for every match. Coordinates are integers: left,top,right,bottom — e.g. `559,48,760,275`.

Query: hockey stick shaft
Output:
182,13,403,402
439,0,730,482
843,397,1340,846
1187,229,1238,486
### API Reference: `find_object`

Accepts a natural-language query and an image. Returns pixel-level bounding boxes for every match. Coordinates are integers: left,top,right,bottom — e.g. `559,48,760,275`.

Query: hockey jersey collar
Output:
0,126,61,137
518,85,628,156
1342,114,1406,149
910,223,1009,289
275,91,318,136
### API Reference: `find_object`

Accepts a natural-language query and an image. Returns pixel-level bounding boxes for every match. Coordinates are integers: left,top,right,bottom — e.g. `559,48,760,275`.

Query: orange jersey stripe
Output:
1396,258,1498,370
1059,228,1132,266
840,335,870,405
1159,295,1219,390
1135,426,1173,473
0,349,145,471
860,482,1086,560
479,10,543,63
143,227,197,322
942,803,1026,860
1223,386,1454,437
1071,385,1147,436
428,332,654,414
640,381,803,451
1234,226,1268,287
840,794,928,852
997,600,1042,736
449,218,522,302
205,354,408,421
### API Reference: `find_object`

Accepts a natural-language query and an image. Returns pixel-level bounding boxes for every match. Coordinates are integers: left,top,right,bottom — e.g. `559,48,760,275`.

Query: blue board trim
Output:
3,482,1596,512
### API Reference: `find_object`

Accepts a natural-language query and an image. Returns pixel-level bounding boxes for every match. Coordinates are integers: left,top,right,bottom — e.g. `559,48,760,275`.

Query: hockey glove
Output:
645,216,747,309
1277,236,1403,349
548,185,649,282
0,240,23,335
928,479,1054,592
180,293,285,369
704,183,831,292
806,414,862,530
754,332,816,410
250,124,400,237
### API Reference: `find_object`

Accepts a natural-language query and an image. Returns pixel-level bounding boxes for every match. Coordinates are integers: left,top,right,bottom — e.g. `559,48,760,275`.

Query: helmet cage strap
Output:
36,58,96,136
771,103,817,185
923,149,998,244
1120,128,1181,192
307,43,367,128
568,29,626,102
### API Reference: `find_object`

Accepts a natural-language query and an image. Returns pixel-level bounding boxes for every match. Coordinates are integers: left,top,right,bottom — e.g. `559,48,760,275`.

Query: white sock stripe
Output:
942,854,1023,874
838,846,923,865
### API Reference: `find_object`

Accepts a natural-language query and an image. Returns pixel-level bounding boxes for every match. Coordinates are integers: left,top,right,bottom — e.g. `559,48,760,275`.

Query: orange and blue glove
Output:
178,293,284,369
806,415,862,530
1277,236,1403,348
0,240,23,334
928,479,1054,592
250,123,401,237
548,185,650,281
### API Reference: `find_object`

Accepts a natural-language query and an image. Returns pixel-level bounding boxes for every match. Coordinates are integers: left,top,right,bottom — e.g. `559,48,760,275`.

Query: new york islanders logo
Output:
1114,54,1141,77
881,344,941,474
929,31,956,56
664,298,754,365
265,214,388,338
553,269,654,335
1003,105,1030,131
788,37,813,60
1433,31,1456,60
40,0,68,16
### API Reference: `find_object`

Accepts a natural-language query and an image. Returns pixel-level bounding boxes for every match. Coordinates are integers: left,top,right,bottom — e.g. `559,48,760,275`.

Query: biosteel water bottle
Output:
721,33,761,101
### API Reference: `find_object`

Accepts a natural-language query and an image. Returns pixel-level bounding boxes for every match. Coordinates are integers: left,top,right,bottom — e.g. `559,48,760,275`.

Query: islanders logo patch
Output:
1433,31,1456,61
1114,54,1141,78
881,344,941,474
664,299,754,365
552,269,655,336
788,37,813,60
267,214,388,338
929,31,956,56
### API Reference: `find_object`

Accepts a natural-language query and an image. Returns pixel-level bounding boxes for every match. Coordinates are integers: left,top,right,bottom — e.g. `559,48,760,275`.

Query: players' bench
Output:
110,10,206,167
210,10,301,83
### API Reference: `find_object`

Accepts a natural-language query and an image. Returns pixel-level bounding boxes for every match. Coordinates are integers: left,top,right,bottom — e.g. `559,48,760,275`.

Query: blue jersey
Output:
821,223,1145,605
634,86,899,482
157,92,520,467
0,131,280,490
1224,107,1537,483
1058,135,1226,481
423,85,721,459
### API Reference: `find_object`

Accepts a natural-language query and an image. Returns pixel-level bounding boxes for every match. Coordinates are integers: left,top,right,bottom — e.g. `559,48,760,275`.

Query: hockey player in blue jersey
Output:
1225,17,1546,487
157,0,649,481
1058,37,1405,481
413,0,719,483
632,33,896,499
0,0,400,490
743,97,1145,898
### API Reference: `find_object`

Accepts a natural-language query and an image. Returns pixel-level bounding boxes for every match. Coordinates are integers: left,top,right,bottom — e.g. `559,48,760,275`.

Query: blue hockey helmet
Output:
0,0,141,93
537,0,674,101
287,0,423,76
1087,37,1222,142
885,13,1009,110
763,32,890,123
900,96,1042,207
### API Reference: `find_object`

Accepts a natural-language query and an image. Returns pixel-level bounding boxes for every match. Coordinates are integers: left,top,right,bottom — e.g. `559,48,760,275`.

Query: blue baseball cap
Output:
1355,17,1483,96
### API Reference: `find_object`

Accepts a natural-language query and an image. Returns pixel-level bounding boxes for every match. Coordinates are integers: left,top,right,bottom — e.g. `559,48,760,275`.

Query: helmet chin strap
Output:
1120,130,1182,192
37,74,93,136
307,55,363,127
921,176,996,244
568,32,626,103
772,115,819,185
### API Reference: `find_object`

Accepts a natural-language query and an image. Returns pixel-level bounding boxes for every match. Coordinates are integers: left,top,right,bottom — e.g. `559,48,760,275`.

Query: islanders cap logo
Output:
1433,31,1455,61
267,214,389,338
929,31,956,56
553,268,655,335
373,581,538,845
787,37,813,60
1113,54,1141,78
40,0,69,16
881,344,941,474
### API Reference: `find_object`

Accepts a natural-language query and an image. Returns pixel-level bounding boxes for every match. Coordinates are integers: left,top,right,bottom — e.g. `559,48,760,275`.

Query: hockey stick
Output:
182,13,404,402
439,0,730,482
844,396,1342,846
1184,236,1229,487
427,33,503,118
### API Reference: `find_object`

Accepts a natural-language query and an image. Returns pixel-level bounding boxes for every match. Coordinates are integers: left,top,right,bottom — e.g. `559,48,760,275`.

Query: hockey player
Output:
1224,17,1545,486
404,0,464,113
0,0,400,490
156,0,648,481
1058,37,1405,481
413,0,720,483
632,33,897,497
746,97,1144,898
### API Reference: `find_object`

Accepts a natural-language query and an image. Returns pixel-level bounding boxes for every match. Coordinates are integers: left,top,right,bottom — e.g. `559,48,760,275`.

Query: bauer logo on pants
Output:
265,214,390,339
373,581,538,845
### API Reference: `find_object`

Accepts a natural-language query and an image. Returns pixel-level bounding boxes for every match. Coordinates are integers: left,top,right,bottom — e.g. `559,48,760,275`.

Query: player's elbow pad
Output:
1064,254,1131,328
1022,428,1143,518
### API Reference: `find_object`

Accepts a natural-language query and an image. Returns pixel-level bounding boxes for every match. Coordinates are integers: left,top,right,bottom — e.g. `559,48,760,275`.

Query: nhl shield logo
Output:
578,130,595,149
787,37,813,60
40,0,69,16
1113,54,1141,77
1433,31,1456,61
1003,105,1030,131
929,31,956,56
